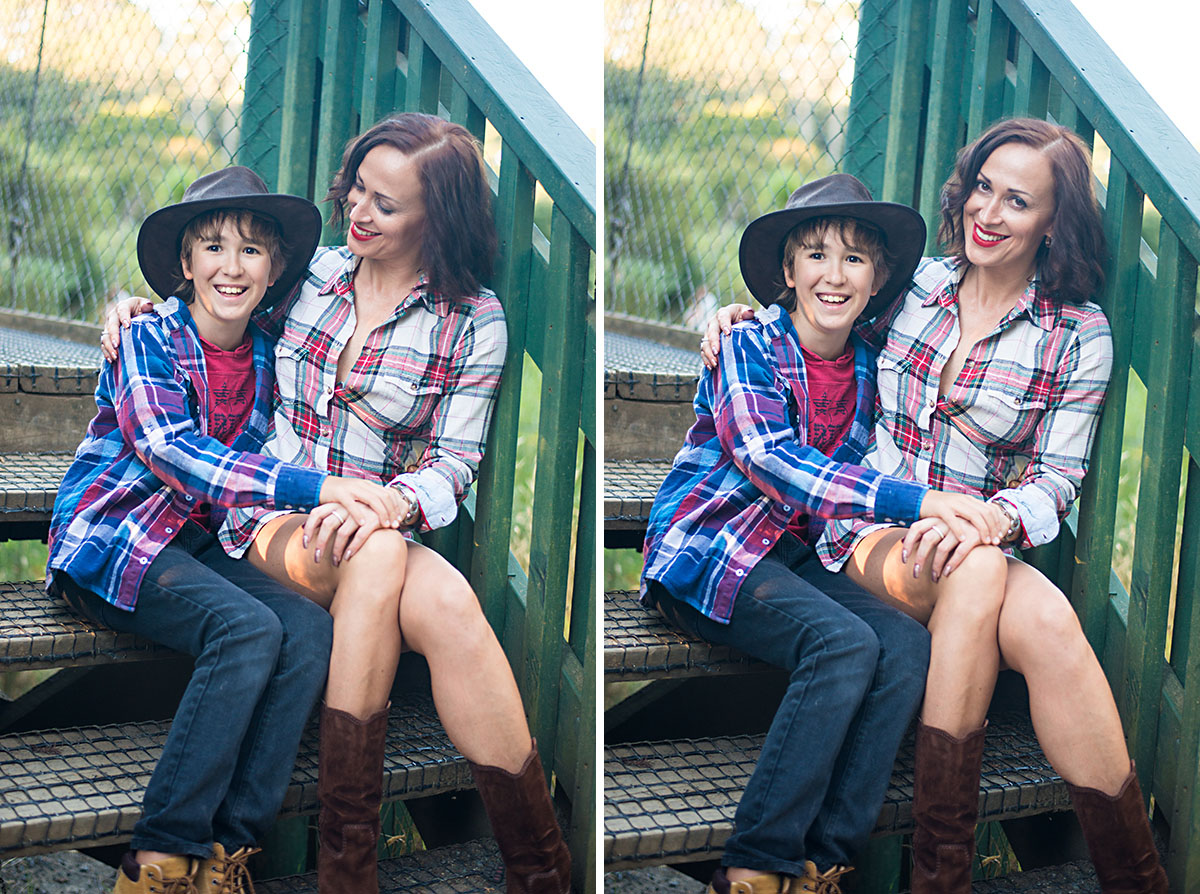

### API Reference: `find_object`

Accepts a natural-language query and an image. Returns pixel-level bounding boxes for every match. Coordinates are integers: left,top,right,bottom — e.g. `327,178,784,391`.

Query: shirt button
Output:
782,505,791,512
735,569,744,577
139,557,148,565
165,526,173,534
326,386,334,395
184,495,194,502
762,538,770,545
321,428,331,437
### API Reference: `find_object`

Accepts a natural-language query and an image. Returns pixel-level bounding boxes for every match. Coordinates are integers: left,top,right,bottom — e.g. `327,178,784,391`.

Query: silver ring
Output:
331,509,345,524
932,525,947,538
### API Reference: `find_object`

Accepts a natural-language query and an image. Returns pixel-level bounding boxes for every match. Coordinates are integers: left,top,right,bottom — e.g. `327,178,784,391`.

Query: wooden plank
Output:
604,398,695,463
1123,226,1193,790
276,0,321,198
448,80,486,143
1070,161,1142,647
881,0,931,207
403,33,441,116
918,0,969,250
967,0,1009,141
0,393,95,453
524,207,588,776
239,0,288,181
1014,36,1050,119
314,0,361,244
361,0,401,126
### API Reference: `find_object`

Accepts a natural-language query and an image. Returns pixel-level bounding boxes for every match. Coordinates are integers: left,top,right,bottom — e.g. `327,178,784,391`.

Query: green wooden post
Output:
880,0,931,208
277,0,321,198
449,81,487,144
315,0,361,243
470,143,536,632
918,0,968,250
967,0,1009,141
404,34,441,115
1122,226,1194,788
845,0,903,196
524,206,589,774
1014,37,1050,119
1070,161,1142,648
361,0,401,126
240,0,289,180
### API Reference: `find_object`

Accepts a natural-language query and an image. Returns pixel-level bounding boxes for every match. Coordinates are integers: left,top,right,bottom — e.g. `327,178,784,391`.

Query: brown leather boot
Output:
1068,764,1168,894
111,852,198,894
470,741,571,894
317,703,388,894
909,721,986,894
705,866,791,893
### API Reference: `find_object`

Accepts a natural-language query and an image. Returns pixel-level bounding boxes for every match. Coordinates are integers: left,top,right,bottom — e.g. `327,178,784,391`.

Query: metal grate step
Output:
257,837,506,893
0,581,171,670
604,589,764,680
0,693,470,857
604,332,701,402
0,452,71,539
604,459,668,534
0,325,101,395
604,711,1069,869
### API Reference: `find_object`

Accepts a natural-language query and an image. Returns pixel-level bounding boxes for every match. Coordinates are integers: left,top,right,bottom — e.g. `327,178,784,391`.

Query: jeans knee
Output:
808,615,880,681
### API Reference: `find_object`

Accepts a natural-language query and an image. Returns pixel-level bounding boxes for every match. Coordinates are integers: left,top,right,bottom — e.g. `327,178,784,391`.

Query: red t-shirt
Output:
190,335,256,529
786,344,857,541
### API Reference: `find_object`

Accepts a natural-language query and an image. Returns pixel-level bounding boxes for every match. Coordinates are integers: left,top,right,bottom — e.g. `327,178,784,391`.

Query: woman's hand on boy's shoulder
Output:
700,303,756,370
100,295,156,362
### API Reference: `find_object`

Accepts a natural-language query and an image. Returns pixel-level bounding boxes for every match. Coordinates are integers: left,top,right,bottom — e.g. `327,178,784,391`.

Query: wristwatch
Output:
390,483,422,527
993,499,1022,544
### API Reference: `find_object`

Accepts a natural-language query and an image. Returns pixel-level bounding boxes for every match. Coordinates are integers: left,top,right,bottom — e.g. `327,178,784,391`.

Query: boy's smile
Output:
183,220,275,349
783,229,879,359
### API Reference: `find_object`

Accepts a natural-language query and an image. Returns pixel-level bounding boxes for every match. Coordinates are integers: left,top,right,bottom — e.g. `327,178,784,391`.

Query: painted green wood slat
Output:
1070,161,1142,647
918,0,969,251
448,80,486,143
239,0,288,182
470,143,535,631
390,0,595,243
570,442,596,669
881,0,930,207
314,0,361,243
403,33,441,116
524,207,588,780
1014,36,1050,119
561,620,596,892
361,0,401,127
844,0,903,196
966,0,1009,142
1123,225,1194,792
580,312,596,445
1168,465,1200,888
994,0,1200,264
277,0,321,198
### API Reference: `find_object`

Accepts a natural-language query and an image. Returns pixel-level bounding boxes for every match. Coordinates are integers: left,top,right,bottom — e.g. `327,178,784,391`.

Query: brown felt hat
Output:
738,173,926,319
137,166,321,308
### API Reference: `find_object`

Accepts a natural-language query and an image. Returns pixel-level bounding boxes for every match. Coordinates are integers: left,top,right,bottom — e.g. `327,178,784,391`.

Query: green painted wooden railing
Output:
240,1,596,890
850,0,1200,889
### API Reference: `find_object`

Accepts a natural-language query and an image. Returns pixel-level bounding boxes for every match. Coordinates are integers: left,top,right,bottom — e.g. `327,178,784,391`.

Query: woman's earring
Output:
1043,234,1053,248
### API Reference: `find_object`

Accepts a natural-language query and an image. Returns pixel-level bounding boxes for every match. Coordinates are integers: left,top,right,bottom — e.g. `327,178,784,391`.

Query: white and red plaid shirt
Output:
221,247,507,555
819,256,1113,569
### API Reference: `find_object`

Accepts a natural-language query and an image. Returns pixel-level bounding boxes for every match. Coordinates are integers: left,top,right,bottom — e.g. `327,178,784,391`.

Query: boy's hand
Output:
100,296,155,361
700,303,755,370
906,491,1009,580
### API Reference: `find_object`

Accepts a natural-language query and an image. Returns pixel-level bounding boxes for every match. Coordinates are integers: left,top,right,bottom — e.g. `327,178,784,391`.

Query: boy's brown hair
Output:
174,210,286,304
776,216,891,312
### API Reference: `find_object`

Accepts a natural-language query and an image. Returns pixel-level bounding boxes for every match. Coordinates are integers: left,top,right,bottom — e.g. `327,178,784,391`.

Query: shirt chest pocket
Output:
273,340,308,407
952,387,1048,448
876,353,916,421
358,367,447,432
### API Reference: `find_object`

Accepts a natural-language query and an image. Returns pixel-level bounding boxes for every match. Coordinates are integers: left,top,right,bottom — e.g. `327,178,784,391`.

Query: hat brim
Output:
738,200,927,319
137,193,322,309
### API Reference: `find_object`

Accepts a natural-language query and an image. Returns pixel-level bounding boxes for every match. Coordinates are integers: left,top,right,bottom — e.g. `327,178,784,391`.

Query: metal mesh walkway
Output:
0,326,101,394
0,453,72,517
0,693,470,857
605,332,700,401
604,711,1069,868
604,460,668,530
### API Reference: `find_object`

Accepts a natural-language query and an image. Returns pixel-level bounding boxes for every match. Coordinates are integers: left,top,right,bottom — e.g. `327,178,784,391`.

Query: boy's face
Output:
783,227,878,354
182,219,275,348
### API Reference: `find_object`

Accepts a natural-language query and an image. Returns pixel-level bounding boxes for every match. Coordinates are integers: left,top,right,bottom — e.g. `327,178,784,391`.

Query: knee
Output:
335,531,409,618
218,600,284,659
350,528,408,574
937,545,1008,623
1018,587,1086,657
806,613,880,680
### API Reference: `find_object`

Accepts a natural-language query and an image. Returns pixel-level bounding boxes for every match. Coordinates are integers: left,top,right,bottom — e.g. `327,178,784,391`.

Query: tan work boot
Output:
111,852,198,894
706,866,792,894
194,843,261,893
791,861,853,894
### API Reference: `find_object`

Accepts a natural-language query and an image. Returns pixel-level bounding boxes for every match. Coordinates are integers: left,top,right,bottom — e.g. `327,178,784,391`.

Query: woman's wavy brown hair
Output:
327,113,497,300
938,117,1105,305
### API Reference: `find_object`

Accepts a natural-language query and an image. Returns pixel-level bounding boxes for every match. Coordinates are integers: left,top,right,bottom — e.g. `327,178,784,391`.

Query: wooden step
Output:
603,711,1069,869
604,589,764,680
0,323,101,453
0,452,71,540
0,581,172,671
605,330,700,463
257,837,506,893
0,693,470,857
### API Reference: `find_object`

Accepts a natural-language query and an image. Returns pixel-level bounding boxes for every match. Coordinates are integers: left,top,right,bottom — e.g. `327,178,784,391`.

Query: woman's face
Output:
961,141,1056,279
345,145,427,270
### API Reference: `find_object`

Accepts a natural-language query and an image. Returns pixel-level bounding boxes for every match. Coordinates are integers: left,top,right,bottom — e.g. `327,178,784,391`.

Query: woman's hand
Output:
100,296,155,361
905,492,1010,580
700,303,756,369
302,501,385,566
317,476,406,530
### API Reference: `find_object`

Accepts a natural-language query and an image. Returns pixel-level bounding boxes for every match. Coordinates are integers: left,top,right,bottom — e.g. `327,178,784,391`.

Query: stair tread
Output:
0,693,470,857
604,332,701,401
0,452,72,520
0,581,172,670
257,838,506,893
604,712,1069,868
0,326,101,396
604,459,669,532
604,589,764,679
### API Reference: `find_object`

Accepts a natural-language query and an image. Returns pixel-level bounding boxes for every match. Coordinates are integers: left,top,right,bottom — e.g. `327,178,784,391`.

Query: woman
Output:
706,118,1167,894
106,114,570,894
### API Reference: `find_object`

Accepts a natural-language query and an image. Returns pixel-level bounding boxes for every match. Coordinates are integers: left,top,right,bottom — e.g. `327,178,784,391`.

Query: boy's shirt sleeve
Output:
712,325,925,524
114,319,325,511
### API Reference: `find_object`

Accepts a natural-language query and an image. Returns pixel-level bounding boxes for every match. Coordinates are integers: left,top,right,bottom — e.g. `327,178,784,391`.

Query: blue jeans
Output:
649,532,930,875
55,522,334,857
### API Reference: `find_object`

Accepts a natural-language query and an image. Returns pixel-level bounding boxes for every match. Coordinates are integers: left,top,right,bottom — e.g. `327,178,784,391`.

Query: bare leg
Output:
843,527,1008,735
246,516,531,771
996,559,1130,794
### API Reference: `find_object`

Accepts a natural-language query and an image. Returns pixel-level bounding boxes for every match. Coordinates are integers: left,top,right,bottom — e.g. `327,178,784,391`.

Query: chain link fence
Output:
605,0,867,328
0,0,250,322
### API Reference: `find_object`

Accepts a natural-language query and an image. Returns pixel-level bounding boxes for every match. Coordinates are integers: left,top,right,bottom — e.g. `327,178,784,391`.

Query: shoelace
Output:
205,847,260,894
152,867,199,894
812,864,853,894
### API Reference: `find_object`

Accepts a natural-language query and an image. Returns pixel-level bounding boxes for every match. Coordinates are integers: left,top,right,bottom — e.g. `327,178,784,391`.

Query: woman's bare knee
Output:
400,573,488,655
928,545,1008,626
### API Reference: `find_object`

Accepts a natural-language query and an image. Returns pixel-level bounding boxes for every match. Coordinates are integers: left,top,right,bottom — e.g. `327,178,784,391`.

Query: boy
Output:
47,167,402,893
641,174,1003,893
